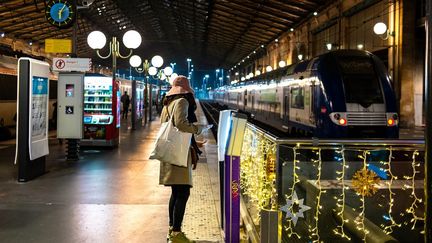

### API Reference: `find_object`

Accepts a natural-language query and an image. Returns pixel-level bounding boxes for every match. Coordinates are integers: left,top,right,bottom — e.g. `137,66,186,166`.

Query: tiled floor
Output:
0,103,223,243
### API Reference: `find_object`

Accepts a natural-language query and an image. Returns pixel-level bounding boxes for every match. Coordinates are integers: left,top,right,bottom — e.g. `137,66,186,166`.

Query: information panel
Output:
31,76,48,140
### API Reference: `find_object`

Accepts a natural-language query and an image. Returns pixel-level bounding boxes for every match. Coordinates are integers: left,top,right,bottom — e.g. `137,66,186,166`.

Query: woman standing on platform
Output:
159,75,209,243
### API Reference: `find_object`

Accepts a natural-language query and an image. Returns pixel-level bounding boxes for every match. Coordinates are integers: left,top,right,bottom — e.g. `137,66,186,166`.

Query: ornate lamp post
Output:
87,30,141,82
130,55,173,122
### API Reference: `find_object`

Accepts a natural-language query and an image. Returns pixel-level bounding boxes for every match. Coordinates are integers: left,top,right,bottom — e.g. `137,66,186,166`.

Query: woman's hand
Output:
196,140,207,148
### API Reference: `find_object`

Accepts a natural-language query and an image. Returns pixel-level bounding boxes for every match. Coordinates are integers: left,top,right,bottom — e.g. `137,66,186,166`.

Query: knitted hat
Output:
166,75,194,96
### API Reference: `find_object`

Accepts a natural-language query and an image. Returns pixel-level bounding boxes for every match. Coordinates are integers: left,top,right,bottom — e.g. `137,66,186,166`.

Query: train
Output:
213,50,399,138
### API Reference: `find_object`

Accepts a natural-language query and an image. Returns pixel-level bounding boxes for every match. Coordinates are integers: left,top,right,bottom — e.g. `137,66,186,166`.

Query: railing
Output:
240,123,425,243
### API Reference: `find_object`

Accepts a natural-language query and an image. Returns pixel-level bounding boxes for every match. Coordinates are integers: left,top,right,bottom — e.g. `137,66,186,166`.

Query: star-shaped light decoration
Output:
280,191,311,226
352,168,381,197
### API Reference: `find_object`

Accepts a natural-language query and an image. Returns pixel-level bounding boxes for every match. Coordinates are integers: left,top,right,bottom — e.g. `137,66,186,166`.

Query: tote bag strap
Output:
165,98,183,126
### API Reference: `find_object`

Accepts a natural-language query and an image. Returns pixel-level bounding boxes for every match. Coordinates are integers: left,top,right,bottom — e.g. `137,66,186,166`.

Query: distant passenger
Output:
159,76,207,243
120,91,130,119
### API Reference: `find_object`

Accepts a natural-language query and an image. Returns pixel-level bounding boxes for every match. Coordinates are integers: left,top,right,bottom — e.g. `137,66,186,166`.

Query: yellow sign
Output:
45,39,72,53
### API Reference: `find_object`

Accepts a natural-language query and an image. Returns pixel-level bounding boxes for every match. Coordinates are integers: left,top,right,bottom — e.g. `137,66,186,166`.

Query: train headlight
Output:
386,113,398,126
329,112,348,126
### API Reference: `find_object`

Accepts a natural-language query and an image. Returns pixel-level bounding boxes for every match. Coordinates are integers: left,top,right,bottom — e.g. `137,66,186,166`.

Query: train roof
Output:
232,49,374,86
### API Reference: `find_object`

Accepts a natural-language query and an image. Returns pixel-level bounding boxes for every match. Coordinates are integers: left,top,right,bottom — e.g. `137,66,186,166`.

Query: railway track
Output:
199,100,286,139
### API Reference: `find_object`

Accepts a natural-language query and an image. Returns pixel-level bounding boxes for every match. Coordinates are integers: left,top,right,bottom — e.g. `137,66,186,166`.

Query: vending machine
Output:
81,75,120,147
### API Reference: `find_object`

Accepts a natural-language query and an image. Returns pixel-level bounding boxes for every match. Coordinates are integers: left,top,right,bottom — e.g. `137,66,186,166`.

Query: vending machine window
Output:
82,76,119,145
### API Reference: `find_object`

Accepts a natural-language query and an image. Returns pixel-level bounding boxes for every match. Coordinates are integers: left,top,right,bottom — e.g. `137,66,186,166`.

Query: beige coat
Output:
158,98,202,186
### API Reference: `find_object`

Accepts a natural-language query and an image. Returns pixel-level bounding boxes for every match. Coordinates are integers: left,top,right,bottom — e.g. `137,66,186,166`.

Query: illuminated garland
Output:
403,150,425,231
309,148,324,242
283,145,301,239
240,128,277,224
381,147,401,234
333,148,351,240
353,150,371,242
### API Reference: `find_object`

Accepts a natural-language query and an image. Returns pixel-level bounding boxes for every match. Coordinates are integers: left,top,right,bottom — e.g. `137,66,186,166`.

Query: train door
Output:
283,87,290,123
308,84,316,126
244,89,247,111
251,91,255,111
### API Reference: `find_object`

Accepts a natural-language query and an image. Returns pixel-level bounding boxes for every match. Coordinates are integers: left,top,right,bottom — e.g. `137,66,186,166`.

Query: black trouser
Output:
169,185,191,231
122,106,128,118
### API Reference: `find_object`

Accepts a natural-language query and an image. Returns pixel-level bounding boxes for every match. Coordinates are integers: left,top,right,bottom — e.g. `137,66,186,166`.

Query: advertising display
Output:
82,75,119,146
15,57,50,181
136,81,144,120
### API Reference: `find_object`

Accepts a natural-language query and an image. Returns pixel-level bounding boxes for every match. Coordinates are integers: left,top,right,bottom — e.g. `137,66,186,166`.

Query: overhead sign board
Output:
45,39,72,53
53,58,91,72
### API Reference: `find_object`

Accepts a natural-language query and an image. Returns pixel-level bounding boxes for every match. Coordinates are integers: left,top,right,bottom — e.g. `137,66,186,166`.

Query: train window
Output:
0,74,17,100
290,87,304,109
337,56,384,106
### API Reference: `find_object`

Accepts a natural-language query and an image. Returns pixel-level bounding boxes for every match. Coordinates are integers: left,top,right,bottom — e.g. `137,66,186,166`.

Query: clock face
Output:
45,0,75,28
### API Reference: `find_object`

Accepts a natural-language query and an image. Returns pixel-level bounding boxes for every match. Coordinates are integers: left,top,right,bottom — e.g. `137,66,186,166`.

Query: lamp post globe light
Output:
151,55,164,68
373,22,387,35
163,66,173,76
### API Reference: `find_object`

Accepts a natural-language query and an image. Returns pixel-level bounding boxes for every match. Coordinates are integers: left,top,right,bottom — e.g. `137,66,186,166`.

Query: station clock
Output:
45,0,76,29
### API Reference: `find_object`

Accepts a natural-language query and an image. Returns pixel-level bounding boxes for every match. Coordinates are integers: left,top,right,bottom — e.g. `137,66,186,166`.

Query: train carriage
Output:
215,50,399,138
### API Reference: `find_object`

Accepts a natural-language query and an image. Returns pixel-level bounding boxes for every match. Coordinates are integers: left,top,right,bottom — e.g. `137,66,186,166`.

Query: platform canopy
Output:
0,0,332,69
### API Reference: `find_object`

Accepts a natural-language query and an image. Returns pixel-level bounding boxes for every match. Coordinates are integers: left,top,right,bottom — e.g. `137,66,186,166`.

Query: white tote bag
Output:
149,100,192,167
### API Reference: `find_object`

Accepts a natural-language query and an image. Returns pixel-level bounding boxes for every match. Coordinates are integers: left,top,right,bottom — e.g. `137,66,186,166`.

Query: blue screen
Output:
32,76,48,95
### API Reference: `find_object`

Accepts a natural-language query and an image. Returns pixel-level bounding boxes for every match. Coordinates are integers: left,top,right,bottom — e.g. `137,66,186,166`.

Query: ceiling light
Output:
278,60,286,68
326,43,332,51
290,28,294,32
298,54,303,61
117,20,121,23
255,70,261,76
261,44,264,48
29,41,33,46
275,39,279,42
266,65,272,72
253,51,256,53
357,44,364,50
313,12,318,16
0,32,4,38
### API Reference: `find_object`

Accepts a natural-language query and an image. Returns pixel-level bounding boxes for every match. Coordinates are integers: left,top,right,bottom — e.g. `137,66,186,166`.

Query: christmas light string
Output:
333,148,351,240
354,150,370,242
309,148,324,242
381,147,401,234
284,145,301,239
403,150,424,231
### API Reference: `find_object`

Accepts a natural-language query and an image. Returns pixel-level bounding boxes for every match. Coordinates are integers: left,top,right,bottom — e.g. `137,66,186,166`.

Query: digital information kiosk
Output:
15,58,50,182
218,111,247,243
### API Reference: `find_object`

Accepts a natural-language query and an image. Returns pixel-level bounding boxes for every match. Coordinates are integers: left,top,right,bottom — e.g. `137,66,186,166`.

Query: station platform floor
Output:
0,102,223,243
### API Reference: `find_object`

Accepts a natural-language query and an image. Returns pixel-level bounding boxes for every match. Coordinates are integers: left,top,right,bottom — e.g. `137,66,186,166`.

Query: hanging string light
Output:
381,147,402,234
333,148,351,240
